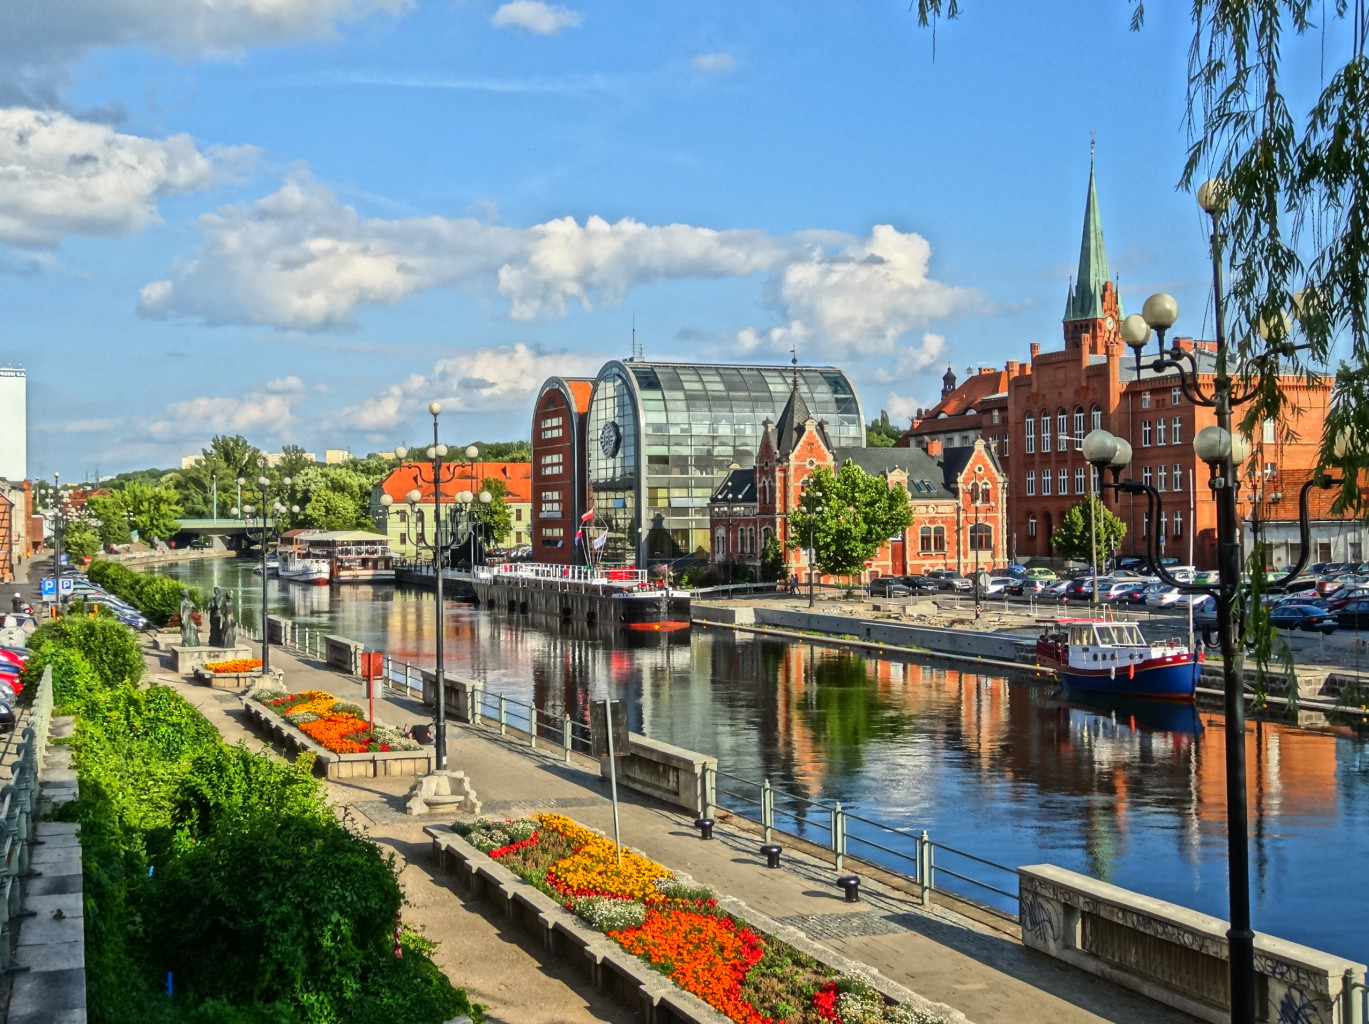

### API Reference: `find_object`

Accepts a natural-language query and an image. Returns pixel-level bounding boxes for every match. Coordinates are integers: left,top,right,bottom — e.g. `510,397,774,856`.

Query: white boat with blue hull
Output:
1035,618,1201,702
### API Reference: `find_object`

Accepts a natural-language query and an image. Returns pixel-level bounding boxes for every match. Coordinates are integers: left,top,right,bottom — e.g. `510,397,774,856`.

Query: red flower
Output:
812,983,842,1021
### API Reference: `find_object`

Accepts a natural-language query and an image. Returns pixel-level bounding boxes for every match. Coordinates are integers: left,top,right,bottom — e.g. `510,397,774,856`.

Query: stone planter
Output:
240,698,434,779
193,668,264,690
170,645,254,675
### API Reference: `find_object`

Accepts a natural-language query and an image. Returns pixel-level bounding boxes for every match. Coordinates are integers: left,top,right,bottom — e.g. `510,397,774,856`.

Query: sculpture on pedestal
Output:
222,590,237,648
208,587,224,647
179,590,200,648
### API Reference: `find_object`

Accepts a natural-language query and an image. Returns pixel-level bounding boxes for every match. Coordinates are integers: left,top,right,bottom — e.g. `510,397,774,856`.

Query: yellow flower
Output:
534,813,671,900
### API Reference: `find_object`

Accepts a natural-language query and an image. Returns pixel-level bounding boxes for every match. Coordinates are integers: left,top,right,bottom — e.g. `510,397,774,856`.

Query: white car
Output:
1146,586,1206,608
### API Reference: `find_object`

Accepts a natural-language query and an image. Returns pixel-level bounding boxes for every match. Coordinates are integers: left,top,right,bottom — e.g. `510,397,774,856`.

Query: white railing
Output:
473,563,651,586
1,664,54,970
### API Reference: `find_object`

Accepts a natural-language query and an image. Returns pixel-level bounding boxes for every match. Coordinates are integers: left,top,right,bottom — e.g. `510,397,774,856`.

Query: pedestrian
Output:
10,594,20,613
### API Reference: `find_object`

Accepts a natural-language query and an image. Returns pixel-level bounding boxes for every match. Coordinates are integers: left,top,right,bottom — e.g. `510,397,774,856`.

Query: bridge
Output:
173,518,278,549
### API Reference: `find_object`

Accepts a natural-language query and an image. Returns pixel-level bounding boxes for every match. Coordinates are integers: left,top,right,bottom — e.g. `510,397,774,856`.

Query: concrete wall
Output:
733,606,1036,662
600,734,717,816
1019,864,1366,1024
325,634,363,675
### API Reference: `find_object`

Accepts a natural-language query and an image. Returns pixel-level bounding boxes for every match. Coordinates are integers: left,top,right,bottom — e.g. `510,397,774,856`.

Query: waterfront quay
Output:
154,556,1369,966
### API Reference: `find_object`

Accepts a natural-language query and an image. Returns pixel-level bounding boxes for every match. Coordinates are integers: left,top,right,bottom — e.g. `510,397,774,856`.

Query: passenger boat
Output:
277,530,395,585
1035,618,1201,702
251,559,280,576
471,563,690,631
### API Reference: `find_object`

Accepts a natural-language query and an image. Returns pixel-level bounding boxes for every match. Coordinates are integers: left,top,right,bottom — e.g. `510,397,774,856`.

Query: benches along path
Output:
150,642,1200,1024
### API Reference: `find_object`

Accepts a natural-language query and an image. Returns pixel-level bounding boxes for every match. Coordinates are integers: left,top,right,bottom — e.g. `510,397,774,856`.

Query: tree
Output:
866,410,902,448
61,521,101,561
86,492,132,547
274,444,316,482
1050,496,1127,570
912,2,1369,493
473,476,513,545
301,490,362,531
760,532,786,581
122,481,183,542
466,440,531,462
785,462,914,578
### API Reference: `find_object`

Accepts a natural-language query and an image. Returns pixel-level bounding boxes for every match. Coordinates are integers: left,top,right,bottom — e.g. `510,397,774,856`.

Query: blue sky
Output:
0,0,1331,478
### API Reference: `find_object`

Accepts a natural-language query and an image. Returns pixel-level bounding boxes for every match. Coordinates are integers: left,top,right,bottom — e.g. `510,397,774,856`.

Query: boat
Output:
471,563,691,631
251,559,280,576
277,530,395,585
1035,617,1201,702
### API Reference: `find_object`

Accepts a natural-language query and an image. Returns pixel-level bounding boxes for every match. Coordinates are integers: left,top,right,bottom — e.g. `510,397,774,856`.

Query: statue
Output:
222,590,237,648
208,587,224,647
179,590,200,648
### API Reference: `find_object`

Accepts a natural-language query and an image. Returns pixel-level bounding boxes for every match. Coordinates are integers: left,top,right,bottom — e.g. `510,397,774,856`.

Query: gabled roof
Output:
832,447,954,499
378,461,533,504
711,468,756,503
899,369,1007,444
773,380,814,458
564,379,594,413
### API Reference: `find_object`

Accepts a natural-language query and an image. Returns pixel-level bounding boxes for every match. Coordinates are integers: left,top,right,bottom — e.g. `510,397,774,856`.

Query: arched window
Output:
919,526,933,553
1058,409,1069,448
747,527,756,554
413,509,425,543
1091,404,1102,431
1027,513,1037,538
1040,411,1051,453
969,523,993,551
715,528,727,555
1073,407,1085,446
1025,414,1036,453
933,526,947,552
761,526,774,549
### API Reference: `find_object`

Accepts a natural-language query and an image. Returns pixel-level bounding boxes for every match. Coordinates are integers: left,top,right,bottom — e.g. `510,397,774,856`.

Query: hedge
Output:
25,619,482,1024
88,560,200,627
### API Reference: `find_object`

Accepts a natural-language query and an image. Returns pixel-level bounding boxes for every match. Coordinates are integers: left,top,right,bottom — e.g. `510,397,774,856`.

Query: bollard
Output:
836,875,861,902
499,695,507,736
830,801,846,873
761,778,774,844
919,830,934,906
760,844,782,869
529,707,537,748
562,714,573,763
693,817,715,840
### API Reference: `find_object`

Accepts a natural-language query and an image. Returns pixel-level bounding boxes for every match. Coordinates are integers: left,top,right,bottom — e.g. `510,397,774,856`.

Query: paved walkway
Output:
146,641,1198,1024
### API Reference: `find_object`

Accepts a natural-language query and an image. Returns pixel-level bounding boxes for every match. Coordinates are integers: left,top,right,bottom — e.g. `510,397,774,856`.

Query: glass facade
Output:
585,360,865,564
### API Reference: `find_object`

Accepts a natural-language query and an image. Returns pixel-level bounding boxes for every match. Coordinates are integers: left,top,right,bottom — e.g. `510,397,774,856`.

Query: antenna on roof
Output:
790,344,799,390
630,313,643,360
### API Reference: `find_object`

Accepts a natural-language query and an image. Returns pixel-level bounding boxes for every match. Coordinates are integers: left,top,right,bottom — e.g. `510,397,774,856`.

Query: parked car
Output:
1009,577,1052,596
1102,580,1143,602
927,570,972,592
869,578,911,598
1046,579,1075,597
1271,594,1331,611
898,575,941,594
1113,555,1150,572
982,576,1011,596
1268,604,1339,633
1109,580,1153,604
1002,565,1030,579
1024,567,1059,580
1146,586,1206,608
1316,573,1360,596
1335,598,1369,631
1327,586,1369,611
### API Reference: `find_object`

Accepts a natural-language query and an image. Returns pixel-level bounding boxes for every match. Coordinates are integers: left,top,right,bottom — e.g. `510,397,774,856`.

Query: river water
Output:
158,557,1369,960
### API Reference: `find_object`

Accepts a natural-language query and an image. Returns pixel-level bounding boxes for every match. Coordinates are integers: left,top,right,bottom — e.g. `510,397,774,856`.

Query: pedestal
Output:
170,645,253,676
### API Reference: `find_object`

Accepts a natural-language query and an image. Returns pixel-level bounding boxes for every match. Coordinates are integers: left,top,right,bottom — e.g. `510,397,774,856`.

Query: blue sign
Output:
59,554,68,565
40,578,55,600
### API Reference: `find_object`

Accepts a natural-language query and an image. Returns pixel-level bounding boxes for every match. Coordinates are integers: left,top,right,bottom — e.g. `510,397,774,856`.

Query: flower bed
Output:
203,658,263,674
454,815,949,1024
256,688,420,753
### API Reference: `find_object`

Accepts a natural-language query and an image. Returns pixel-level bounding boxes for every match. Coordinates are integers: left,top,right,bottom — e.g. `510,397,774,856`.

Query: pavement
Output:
143,639,1201,1024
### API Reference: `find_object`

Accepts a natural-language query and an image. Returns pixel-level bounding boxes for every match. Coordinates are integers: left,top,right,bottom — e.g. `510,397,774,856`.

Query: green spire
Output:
1064,157,1111,322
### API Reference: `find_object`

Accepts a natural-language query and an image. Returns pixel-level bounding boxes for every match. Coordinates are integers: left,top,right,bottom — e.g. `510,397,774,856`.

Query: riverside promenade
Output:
144,641,1198,1024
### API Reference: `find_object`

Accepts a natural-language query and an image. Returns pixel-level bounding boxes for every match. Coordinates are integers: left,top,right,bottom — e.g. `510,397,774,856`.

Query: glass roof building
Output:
584,359,865,565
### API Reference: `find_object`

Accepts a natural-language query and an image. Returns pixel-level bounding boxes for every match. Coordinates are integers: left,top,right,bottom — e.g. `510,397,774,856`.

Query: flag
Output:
581,509,596,522
592,531,608,550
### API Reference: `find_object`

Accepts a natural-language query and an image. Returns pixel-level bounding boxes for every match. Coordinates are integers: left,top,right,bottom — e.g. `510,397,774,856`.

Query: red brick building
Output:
530,377,593,563
899,159,1334,569
709,380,1007,582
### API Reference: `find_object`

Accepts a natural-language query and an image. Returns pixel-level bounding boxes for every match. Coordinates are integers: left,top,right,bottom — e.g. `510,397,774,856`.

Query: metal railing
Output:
474,563,651,586
704,767,1019,918
1,664,54,970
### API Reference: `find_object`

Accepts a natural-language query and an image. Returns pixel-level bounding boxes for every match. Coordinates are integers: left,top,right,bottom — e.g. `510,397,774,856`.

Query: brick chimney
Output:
1006,360,1020,377
1030,343,1041,359
925,439,943,457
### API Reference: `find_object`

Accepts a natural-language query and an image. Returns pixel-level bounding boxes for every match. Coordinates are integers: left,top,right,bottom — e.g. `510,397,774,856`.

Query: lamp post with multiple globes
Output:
232,472,291,674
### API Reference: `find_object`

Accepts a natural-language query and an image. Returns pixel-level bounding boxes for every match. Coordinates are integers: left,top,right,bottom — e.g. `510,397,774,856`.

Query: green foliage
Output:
37,629,481,1024
760,533,786,582
1049,496,1126,570
122,481,184,542
87,493,133,546
175,435,267,518
301,489,362,531
474,476,512,545
62,520,102,561
785,462,914,578
88,560,199,627
28,614,144,687
865,410,902,447
466,440,531,462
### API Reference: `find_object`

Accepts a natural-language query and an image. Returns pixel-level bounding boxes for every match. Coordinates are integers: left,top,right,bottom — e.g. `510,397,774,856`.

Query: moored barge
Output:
471,563,690,631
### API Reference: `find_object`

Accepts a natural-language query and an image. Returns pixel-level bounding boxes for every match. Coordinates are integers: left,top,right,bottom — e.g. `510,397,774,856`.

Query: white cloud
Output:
140,174,985,359
491,1,581,35
0,108,254,248
1,0,411,98
336,343,600,431
690,52,736,73
149,378,311,441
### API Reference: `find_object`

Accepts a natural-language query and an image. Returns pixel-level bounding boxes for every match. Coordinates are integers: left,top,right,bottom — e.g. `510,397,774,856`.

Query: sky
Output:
0,0,1345,478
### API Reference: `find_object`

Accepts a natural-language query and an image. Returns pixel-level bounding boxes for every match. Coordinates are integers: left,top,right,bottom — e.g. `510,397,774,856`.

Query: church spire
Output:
1063,154,1111,322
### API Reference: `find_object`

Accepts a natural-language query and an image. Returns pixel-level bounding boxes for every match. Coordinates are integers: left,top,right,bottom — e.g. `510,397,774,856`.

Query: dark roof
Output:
711,468,756,503
772,382,814,458
832,446,954,499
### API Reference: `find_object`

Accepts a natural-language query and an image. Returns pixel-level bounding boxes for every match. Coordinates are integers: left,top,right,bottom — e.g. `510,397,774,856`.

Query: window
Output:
1075,467,1085,494
1091,405,1103,431
1158,465,1168,491
1142,392,1152,409
540,415,563,429
1171,417,1182,445
1142,421,1152,447
1157,418,1167,445
920,526,933,553
516,508,524,521
1173,511,1183,537
1042,471,1052,496
1143,511,1151,537
1092,467,1101,492
1025,415,1035,453
969,523,993,551
539,452,564,473
540,426,564,440
1059,468,1069,494
992,409,1000,424
1171,387,1181,405
1074,408,1085,445
1058,410,1069,447
1041,411,1051,453
1265,461,1278,480
933,526,946,552
1025,470,1036,496
1173,464,1183,491
539,489,563,518
542,527,564,538
1160,512,1169,537
1263,420,1276,444
1142,466,1153,487
715,528,727,555
1001,433,1009,456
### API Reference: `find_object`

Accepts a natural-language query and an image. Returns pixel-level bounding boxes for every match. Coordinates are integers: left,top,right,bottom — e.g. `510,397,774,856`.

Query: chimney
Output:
1030,343,1041,360
1006,360,1020,377
925,439,943,457
978,366,996,376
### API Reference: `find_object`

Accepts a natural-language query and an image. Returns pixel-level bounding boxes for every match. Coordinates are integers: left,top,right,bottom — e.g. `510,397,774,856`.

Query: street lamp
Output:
799,477,826,609
1084,190,1334,1024
211,473,218,520
238,473,290,674
51,471,64,608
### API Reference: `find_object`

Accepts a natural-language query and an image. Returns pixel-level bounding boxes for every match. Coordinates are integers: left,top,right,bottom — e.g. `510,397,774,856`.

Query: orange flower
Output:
204,658,263,673
534,813,671,900
298,712,372,753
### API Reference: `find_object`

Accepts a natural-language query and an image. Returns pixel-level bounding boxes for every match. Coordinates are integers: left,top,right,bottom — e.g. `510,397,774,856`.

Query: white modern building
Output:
0,368,26,483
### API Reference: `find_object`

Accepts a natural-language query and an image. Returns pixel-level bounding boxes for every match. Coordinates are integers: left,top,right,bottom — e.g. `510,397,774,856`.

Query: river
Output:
156,557,1369,960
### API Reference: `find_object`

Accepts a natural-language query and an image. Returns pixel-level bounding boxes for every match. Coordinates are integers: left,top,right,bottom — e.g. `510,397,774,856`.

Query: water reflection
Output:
152,558,1367,956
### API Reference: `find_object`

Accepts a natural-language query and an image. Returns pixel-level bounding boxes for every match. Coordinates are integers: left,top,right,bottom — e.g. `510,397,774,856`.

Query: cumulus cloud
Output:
140,174,984,358
690,52,736,73
491,0,581,35
336,343,600,431
1,0,411,99
0,108,254,248
149,378,311,440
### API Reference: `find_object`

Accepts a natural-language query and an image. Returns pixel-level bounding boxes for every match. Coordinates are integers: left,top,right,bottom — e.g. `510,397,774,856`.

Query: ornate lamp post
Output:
1086,178,1332,1018
233,472,290,673
799,477,826,609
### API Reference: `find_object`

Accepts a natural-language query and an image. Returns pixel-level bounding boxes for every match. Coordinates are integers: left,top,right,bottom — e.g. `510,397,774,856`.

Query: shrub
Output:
88,560,199,626
28,615,143,688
